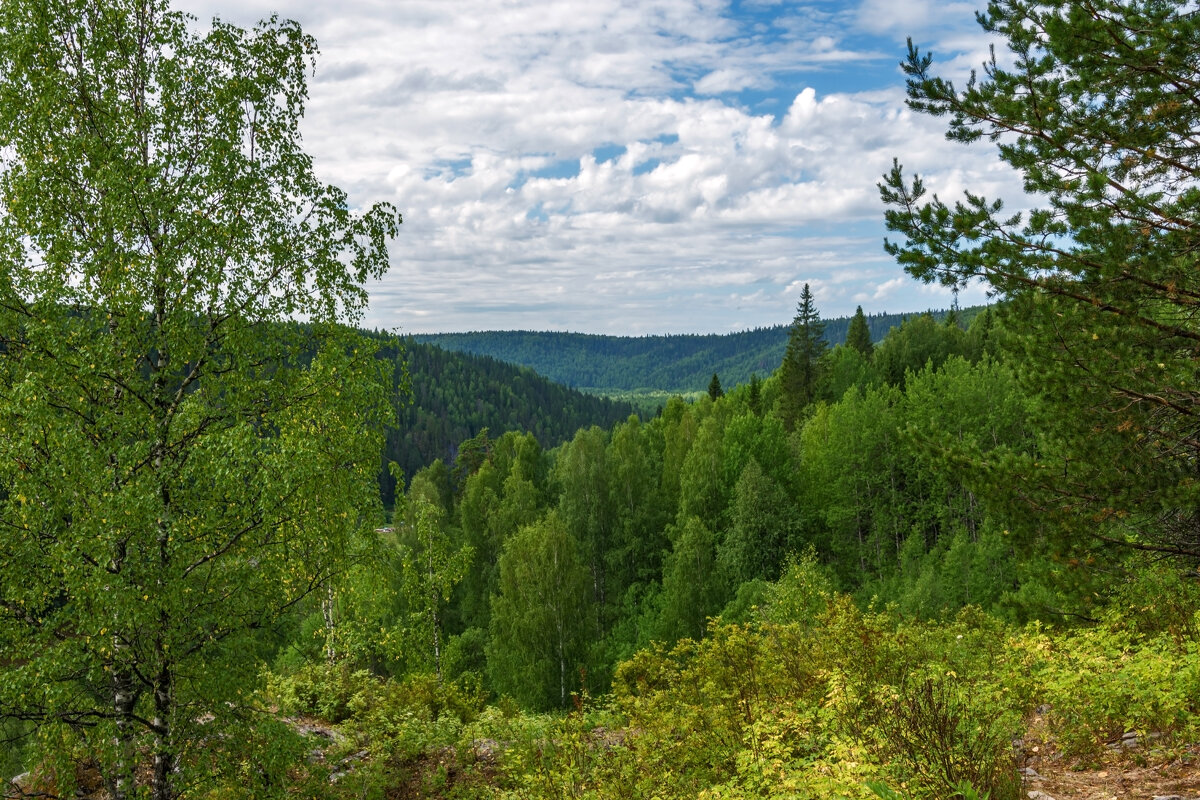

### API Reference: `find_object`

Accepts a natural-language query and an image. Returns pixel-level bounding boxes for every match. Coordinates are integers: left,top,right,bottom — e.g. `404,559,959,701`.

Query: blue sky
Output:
184,0,1022,334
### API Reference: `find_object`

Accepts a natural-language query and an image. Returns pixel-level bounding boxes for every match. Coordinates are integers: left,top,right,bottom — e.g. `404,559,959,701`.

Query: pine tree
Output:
880,0,1200,556
846,305,874,358
779,284,828,428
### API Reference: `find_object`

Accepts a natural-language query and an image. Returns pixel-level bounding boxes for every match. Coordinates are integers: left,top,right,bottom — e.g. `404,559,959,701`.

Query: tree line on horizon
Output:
410,306,983,395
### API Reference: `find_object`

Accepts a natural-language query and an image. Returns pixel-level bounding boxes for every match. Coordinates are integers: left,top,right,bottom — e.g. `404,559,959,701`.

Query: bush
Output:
1040,626,1200,759
868,675,1020,800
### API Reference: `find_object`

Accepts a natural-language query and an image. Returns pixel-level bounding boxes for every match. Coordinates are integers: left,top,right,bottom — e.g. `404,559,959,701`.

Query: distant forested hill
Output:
413,307,979,393
377,338,637,504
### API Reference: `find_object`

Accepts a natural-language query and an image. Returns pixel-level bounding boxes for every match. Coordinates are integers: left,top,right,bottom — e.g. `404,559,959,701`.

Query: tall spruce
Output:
779,284,828,428
708,372,724,400
846,306,874,358
748,373,763,416
0,2,399,797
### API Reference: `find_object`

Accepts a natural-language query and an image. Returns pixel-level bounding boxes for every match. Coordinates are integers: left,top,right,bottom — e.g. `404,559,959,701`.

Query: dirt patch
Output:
1020,712,1200,800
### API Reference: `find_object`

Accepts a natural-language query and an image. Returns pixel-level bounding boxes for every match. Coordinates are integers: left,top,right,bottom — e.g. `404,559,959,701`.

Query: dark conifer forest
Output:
413,307,978,394
377,337,638,505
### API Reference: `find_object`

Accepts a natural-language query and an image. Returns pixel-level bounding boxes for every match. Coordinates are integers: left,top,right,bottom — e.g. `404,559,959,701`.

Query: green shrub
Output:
868,675,1019,800
267,662,372,723
1040,626,1200,759
823,605,1025,800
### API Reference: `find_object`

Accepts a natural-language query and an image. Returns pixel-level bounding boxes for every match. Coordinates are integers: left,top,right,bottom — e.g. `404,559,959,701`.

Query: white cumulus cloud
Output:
178,0,1022,334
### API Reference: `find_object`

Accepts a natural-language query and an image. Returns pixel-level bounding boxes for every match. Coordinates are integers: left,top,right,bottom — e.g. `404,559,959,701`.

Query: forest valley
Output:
2,0,1200,799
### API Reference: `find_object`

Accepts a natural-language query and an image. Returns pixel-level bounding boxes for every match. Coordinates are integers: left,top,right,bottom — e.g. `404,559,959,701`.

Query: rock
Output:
338,749,368,766
328,749,368,784
1019,767,1044,780
473,738,500,764
1027,791,1056,800
1108,732,1139,749
1150,796,1182,800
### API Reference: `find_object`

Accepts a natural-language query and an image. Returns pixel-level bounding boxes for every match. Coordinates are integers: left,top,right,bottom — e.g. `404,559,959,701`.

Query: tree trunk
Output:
111,652,136,800
558,620,566,709
151,658,175,800
322,588,337,663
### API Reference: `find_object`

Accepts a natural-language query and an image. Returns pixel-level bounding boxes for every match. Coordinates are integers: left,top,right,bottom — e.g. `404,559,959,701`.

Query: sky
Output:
182,0,1025,335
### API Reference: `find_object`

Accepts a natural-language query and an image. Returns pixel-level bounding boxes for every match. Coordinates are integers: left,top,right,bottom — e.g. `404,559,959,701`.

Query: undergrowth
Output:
246,560,1200,799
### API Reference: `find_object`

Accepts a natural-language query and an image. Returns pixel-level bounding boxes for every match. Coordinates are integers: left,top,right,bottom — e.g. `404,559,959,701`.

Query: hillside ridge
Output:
413,306,982,393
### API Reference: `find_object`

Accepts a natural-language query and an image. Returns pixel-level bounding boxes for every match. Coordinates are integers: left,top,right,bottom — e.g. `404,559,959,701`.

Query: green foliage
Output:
399,495,473,679
657,516,724,642
456,432,550,634
824,607,1027,800
757,549,837,627
192,715,312,800
868,779,990,800
747,373,763,415
605,416,671,593
382,339,637,501
415,309,969,396
719,458,801,585
270,663,370,724
9,0,1200,798
881,0,1200,557
847,305,875,358
1039,625,1200,760
267,663,487,795
855,675,1020,799
823,344,881,400
607,597,1031,800
779,283,828,428
284,556,1200,800
799,382,909,581
709,372,725,400
554,426,616,621
871,313,974,388
0,2,397,797
487,512,593,710
308,531,409,674
0,719,32,787
1032,565,1200,759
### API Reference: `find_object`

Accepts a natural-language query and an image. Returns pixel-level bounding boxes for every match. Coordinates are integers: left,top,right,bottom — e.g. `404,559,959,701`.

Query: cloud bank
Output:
183,0,1020,334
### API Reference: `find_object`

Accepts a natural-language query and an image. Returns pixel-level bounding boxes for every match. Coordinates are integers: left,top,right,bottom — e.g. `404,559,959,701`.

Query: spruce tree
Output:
846,305,874,357
779,284,828,428
708,372,724,400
